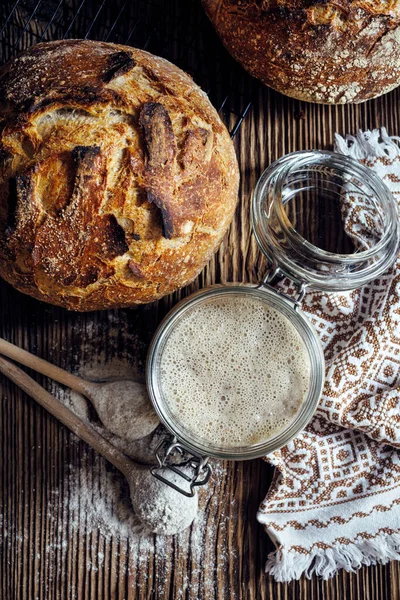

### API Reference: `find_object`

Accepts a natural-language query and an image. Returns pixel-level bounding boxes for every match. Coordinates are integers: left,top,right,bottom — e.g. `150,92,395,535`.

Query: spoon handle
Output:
0,337,89,395
0,355,134,478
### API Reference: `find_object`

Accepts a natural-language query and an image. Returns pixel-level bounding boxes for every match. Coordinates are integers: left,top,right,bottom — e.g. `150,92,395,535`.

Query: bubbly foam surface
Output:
159,294,311,449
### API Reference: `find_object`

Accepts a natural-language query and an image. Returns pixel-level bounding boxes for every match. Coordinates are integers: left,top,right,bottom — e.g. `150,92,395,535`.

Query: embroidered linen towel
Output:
257,129,400,582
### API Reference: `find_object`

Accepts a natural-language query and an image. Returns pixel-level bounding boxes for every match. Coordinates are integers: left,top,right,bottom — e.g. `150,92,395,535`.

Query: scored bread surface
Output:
202,0,400,104
0,40,239,310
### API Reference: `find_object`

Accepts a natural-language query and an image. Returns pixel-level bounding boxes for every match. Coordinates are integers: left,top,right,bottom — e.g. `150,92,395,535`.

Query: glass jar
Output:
252,150,399,291
146,150,400,496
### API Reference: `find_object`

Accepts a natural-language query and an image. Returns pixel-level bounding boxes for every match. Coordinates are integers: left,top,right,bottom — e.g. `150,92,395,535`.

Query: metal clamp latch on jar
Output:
150,436,212,497
258,262,308,310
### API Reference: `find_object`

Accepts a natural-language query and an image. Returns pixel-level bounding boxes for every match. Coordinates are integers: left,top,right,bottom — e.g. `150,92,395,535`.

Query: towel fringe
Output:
266,532,400,582
334,128,400,160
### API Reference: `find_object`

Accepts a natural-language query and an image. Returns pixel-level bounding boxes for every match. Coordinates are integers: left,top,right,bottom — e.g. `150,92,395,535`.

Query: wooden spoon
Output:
0,355,198,536
0,337,159,442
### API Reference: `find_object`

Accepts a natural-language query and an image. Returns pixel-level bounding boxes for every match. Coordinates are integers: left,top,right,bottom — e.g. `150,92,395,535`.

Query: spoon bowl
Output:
81,379,160,441
0,337,160,442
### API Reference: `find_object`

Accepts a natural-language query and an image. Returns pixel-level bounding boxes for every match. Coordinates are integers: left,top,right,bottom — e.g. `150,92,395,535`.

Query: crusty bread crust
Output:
202,0,400,104
0,40,239,310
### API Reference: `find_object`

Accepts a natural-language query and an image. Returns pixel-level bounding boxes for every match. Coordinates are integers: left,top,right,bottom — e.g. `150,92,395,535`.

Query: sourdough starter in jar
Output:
158,294,311,448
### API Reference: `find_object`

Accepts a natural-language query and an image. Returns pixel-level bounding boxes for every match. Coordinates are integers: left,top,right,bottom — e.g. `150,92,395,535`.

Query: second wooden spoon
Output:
0,337,159,442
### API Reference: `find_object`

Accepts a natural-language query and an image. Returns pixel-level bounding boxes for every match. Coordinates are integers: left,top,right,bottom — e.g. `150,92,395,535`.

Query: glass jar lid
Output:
252,150,400,291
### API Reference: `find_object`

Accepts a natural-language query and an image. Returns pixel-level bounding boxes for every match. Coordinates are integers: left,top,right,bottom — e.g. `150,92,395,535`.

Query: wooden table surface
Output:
1,1,400,599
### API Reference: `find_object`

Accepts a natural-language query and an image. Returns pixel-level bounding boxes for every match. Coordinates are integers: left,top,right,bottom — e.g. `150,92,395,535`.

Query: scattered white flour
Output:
51,445,235,597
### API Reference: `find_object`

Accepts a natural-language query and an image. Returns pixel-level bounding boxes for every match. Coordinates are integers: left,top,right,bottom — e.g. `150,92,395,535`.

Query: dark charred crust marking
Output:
68,85,118,103
27,86,119,114
0,144,11,162
93,214,129,259
148,191,175,239
139,102,177,239
128,259,146,278
16,173,31,199
72,145,101,164
103,51,136,83
132,233,141,241
6,168,40,252
139,102,176,168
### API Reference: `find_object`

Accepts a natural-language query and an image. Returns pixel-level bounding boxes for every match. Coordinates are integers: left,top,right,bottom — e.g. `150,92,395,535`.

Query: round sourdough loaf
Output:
202,0,400,104
0,40,239,311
